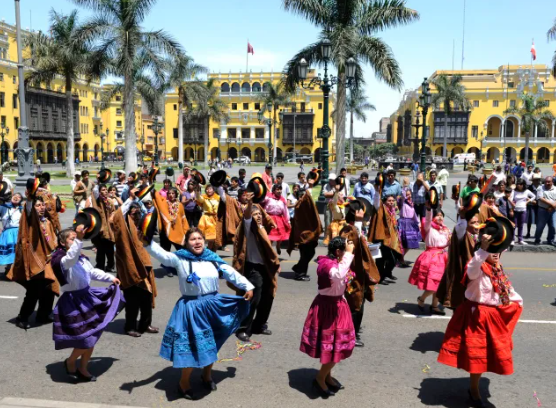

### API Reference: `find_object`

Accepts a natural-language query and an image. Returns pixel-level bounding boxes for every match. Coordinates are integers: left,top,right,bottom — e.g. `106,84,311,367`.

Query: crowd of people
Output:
0,161,541,406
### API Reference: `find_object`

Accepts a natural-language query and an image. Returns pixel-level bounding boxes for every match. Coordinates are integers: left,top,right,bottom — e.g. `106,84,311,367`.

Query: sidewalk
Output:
0,398,146,408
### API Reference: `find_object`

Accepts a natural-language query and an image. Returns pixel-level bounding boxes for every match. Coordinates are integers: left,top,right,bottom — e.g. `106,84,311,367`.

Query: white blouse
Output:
0,205,22,230
146,241,254,297
60,239,116,292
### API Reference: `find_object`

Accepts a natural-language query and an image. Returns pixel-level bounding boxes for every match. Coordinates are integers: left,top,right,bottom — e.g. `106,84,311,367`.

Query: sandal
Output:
417,297,425,312
430,306,446,316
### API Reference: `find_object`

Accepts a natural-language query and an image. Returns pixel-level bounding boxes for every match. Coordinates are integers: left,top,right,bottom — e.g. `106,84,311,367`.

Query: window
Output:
231,103,237,110
12,94,17,109
228,128,237,138
0,73,3,81
255,128,264,139
173,128,178,139
472,125,478,139
508,81,515,88
0,92,4,108
221,83,230,92
473,100,479,107
12,76,16,84
116,120,122,127
116,108,122,116
94,92,98,100
231,83,240,92
173,104,177,111
252,82,261,92
492,100,499,108
14,117,18,130
510,100,516,108
318,103,323,110
254,102,260,110
0,116,5,127
243,103,249,110
115,95,121,101
241,128,250,139
94,125,98,135
213,129,220,139
545,100,550,107
301,102,306,112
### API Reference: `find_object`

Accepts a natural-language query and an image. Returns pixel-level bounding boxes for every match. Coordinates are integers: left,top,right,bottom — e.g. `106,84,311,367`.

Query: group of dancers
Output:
0,164,523,406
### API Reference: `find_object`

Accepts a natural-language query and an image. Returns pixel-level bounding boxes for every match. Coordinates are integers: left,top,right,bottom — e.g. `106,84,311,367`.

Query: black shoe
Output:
64,359,76,376
253,328,272,335
355,339,364,347
468,390,486,408
76,369,97,382
126,331,142,338
236,332,250,342
417,297,425,312
36,316,54,325
326,378,345,392
201,376,217,391
144,326,159,334
178,385,195,400
524,234,531,239
15,318,30,330
312,379,335,398
379,280,389,285
430,306,446,316
294,275,310,281
388,275,398,281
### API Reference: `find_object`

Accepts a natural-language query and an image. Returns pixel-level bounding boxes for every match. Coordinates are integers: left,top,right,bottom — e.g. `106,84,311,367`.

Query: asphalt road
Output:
0,167,555,407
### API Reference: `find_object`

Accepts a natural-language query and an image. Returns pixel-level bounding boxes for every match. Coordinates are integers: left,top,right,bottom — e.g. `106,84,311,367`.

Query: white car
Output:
235,156,251,164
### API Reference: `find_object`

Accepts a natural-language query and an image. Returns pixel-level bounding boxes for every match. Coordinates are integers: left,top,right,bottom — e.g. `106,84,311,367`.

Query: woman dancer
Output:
0,193,23,276
300,236,356,398
145,227,253,400
397,188,420,267
196,184,220,250
86,184,116,272
264,184,291,254
51,226,124,382
408,205,451,315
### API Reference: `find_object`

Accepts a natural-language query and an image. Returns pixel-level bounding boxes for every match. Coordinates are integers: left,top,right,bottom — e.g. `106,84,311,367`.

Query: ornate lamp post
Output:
411,111,421,163
96,121,106,169
152,116,163,166
296,39,356,208
0,124,9,165
416,78,432,173
258,102,274,165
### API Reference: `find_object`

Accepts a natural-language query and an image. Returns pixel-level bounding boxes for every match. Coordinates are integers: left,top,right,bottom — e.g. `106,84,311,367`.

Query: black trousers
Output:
185,211,201,228
293,242,318,278
414,203,426,219
159,230,183,252
18,276,55,322
92,236,115,271
123,286,153,333
351,299,365,339
376,245,399,280
239,262,274,336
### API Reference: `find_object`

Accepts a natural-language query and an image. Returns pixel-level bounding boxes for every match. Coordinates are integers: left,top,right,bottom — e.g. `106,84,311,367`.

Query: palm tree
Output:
547,19,556,76
504,93,555,164
73,0,185,173
256,82,290,163
346,88,375,163
281,0,419,173
24,10,104,177
431,74,471,158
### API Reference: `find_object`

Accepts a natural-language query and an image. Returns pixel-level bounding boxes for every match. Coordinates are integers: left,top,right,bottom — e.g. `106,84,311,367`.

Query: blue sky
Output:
3,0,556,137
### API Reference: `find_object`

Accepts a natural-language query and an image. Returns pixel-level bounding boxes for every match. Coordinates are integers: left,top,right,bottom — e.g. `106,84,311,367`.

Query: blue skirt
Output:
0,227,18,265
160,293,250,368
398,218,420,250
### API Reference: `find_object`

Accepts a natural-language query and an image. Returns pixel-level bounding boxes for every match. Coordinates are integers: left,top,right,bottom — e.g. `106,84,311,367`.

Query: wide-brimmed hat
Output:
307,169,320,185
193,172,206,185
136,184,155,201
26,178,40,198
247,176,267,204
347,197,373,222
375,173,385,191
479,216,514,253
0,181,9,197
165,167,174,178
148,167,159,184
129,172,139,184
462,192,483,220
40,172,51,184
335,176,345,191
451,183,461,201
209,170,227,187
139,208,158,244
426,186,439,209
97,169,112,184
73,207,102,240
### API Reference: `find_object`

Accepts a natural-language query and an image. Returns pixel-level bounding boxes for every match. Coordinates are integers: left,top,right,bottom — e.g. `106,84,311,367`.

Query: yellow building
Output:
389,64,556,163
164,70,335,163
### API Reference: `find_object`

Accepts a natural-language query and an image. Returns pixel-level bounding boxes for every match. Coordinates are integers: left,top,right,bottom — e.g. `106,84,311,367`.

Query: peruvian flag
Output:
247,42,254,55
531,41,536,61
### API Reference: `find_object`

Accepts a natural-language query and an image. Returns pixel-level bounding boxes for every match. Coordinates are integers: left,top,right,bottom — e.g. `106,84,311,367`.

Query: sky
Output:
3,0,556,138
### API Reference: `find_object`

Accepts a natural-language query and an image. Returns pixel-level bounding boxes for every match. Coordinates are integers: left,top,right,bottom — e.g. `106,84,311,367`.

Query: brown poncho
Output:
340,224,380,311
36,188,62,234
110,207,157,306
88,195,116,242
7,203,59,296
153,191,189,246
287,192,322,254
368,202,402,255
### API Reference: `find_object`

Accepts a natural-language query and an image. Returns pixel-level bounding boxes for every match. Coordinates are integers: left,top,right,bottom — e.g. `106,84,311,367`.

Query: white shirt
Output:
280,182,290,197
492,171,506,186
1,177,13,191
437,169,449,185
522,171,533,186
512,190,535,211
146,241,254,296
244,217,264,265
0,205,22,229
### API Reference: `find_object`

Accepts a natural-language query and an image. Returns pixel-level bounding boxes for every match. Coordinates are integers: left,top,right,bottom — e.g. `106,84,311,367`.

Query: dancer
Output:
51,224,124,382
182,180,201,228
397,187,420,267
0,193,23,277
264,184,291,255
87,181,116,272
144,227,254,400
300,236,356,399
36,175,62,234
233,194,280,342
323,178,347,245
438,218,521,407
196,183,220,250
154,185,188,252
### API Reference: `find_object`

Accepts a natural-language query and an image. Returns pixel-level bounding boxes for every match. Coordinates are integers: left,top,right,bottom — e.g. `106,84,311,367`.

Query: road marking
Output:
402,314,556,324
505,267,555,271
0,295,17,299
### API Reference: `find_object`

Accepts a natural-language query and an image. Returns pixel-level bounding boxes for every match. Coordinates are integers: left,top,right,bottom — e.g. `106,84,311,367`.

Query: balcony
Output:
281,109,314,144
29,129,81,141
432,136,468,144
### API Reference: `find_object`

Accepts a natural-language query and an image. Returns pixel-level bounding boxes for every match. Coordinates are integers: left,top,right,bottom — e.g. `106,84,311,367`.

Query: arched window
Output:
262,82,270,92
231,82,240,92
220,82,230,92
241,82,251,92
252,82,261,92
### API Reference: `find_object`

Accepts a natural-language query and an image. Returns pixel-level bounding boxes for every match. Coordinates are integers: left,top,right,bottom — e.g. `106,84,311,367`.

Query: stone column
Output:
250,126,255,139
534,124,538,139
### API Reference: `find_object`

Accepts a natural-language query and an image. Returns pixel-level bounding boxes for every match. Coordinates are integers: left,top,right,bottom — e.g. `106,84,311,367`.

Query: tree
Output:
73,0,184,173
196,79,229,164
256,82,290,163
430,74,471,158
504,93,554,164
347,88,375,163
282,0,418,173
24,9,104,177
547,19,556,77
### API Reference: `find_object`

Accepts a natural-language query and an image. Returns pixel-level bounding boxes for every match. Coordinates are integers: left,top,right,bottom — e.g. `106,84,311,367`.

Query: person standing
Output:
397,188,420,265
238,168,247,188
424,170,443,208
437,166,449,200
112,170,127,197
175,167,191,194
522,164,534,186
87,184,116,272
181,180,201,228
262,164,274,191
525,174,542,239
463,158,468,171
0,193,23,278
339,168,350,197
512,179,536,245
263,184,291,255
381,170,402,199
197,184,221,250
534,177,556,245
322,174,337,234
410,173,427,219
353,172,375,203
275,172,290,198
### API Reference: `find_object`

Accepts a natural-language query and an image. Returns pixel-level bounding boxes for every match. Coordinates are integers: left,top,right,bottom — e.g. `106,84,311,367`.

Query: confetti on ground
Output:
542,284,556,288
533,391,541,407
216,340,262,363
422,364,430,373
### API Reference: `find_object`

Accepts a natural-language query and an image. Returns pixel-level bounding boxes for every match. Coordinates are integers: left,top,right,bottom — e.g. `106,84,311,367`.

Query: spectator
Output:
512,161,524,178
299,160,305,173
287,184,299,219
504,161,510,175
262,164,273,191
424,170,443,207
112,170,127,197
512,179,536,245
228,177,240,199
496,188,514,219
493,181,510,201
181,180,201,227
492,165,506,186
522,165,534,186
410,173,427,219
158,179,173,199
534,177,556,245
322,174,337,233
463,158,468,171
383,162,394,173
365,156,370,169
175,167,191,193
339,168,350,197
526,174,543,238
412,162,419,180
437,166,449,200
238,168,247,188
0,171,14,194
353,172,375,203
296,172,309,190
70,171,81,191
275,172,290,197
382,169,402,199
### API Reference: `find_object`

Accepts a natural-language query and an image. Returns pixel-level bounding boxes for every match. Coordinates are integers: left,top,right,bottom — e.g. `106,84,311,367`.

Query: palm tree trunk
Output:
204,116,209,166
123,74,137,173
335,72,347,173
349,110,354,164
65,77,75,177
178,100,184,164
443,108,448,158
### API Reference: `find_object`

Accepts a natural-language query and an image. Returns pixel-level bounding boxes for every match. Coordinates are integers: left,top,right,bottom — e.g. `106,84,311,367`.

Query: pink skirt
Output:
408,247,448,291
268,214,291,241
300,294,355,364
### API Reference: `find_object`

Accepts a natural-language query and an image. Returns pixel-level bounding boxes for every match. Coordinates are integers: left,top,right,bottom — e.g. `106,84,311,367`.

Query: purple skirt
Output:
398,218,421,249
53,285,125,350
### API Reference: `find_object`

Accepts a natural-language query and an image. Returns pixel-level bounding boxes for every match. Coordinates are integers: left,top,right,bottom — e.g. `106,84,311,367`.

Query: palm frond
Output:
357,0,419,35
357,36,402,89
547,18,556,41
282,0,332,27
281,42,323,93
99,84,123,111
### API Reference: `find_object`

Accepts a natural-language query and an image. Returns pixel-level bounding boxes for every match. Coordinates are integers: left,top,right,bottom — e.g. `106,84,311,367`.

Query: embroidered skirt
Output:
408,247,448,291
268,214,291,241
438,300,522,375
53,285,125,350
0,227,18,265
397,218,420,250
300,294,355,364
160,292,250,368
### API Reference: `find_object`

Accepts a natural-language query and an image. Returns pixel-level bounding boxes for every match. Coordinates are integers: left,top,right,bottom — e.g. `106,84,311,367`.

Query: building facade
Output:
164,70,336,163
389,64,556,163
379,117,390,133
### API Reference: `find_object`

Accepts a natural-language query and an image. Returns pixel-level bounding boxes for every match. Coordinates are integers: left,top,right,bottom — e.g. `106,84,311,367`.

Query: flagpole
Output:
246,39,249,73
531,38,533,68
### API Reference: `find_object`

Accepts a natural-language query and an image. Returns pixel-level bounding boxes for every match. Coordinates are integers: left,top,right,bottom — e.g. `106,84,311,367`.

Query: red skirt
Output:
437,301,522,375
300,294,355,364
408,247,448,291
268,214,291,241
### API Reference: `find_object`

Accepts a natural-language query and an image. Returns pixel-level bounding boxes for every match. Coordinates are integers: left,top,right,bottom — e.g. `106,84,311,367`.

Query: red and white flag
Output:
531,41,536,61
247,42,254,55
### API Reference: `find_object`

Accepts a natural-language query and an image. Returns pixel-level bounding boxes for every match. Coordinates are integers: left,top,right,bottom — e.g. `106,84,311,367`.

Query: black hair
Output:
239,168,246,175
271,184,282,192
382,194,396,203
504,187,513,194
340,168,347,173
251,205,261,214
163,179,172,185
82,170,89,177
297,172,305,178
327,236,346,257
231,176,239,183
168,187,179,198
128,171,136,178
345,210,355,224
467,175,479,184
386,169,396,176
276,172,284,178
433,208,445,218
98,183,107,191
429,170,437,176
485,192,495,200
515,179,526,190
295,188,306,199
360,172,369,178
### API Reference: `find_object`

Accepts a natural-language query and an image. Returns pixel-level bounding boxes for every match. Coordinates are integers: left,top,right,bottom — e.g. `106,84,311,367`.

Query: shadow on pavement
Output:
410,331,445,354
103,318,126,335
417,377,494,408
388,301,428,316
46,357,119,383
119,366,237,401
287,368,319,400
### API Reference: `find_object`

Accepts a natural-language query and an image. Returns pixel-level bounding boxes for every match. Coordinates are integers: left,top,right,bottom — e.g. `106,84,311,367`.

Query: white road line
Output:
0,295,18,299
402,314,556,324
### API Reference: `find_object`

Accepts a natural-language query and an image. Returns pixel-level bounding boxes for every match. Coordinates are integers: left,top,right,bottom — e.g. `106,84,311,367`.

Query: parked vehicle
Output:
234,155,251,164
453,153,475,165
284,154,312,164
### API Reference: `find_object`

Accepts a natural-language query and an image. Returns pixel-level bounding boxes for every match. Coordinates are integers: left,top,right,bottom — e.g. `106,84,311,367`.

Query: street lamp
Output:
96,121,106,169
416,78,432,173
258,107,274,165
296,40,356,210
0,124,9,165
411,111,421,163
152,116,163,166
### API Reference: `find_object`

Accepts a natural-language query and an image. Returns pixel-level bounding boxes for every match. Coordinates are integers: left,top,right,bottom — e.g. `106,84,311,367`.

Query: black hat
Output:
307,169,320,185
136,184,155,201
73,208,102,240
451,183,461,201
247,176,267,204
209,170,227,187
40,172,51,184
193,172,206,185
462,192,483,220
265,163,273,169
426,186,439,209
335,176,345,191
129,172,139,184
97,169,112,184
0,181,9,197
139,208,158,244
26,178,40,198
479,216,514,253
148,167,160,184
347,197,373,222
165,167,174,177
375,173,385,191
